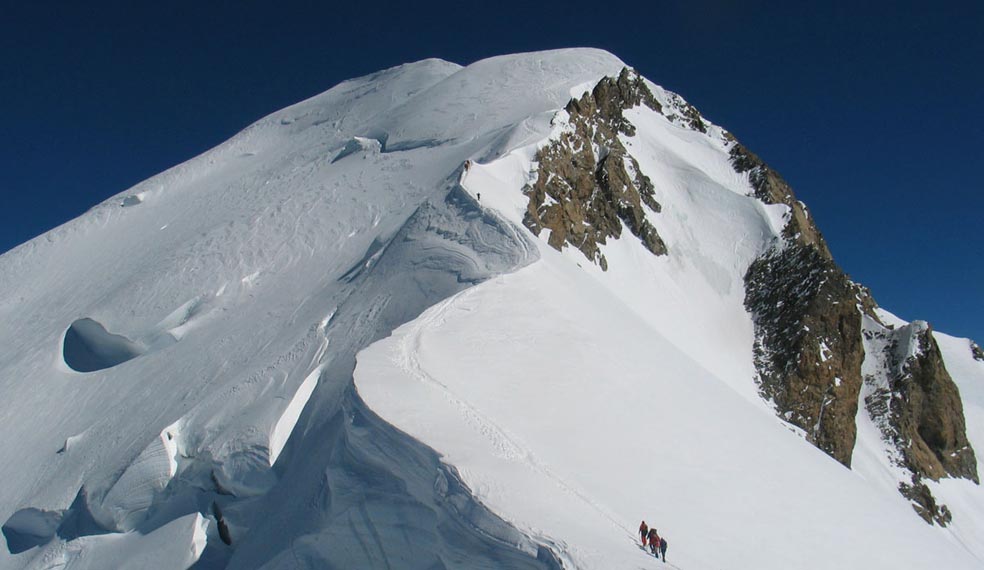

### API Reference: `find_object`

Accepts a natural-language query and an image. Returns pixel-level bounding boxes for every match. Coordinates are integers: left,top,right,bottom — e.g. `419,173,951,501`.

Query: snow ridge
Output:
1,50,600,569
2,49,983,570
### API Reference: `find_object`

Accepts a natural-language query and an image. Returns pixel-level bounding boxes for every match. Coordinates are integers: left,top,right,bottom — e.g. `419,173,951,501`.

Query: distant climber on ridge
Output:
659,535,668,562
639,520,649,547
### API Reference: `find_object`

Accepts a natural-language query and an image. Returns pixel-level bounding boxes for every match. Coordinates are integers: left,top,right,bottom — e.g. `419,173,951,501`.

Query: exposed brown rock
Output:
523,68,666,269
736,132,979,522
888,324,977,482
729,143,831,258
734,127,864,468
744,243,865,466
863,321,979,524
901,476,953,526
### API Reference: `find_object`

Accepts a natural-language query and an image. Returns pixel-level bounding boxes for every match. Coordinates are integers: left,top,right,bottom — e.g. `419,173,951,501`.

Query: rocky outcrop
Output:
523,68,666,270
734,130,865,468
897,326,978,482
734,130,979,524
730,141,831,258
744,243,866,466
972,341,984,362
728,142,788,201
864,321,978,524
900,478,953,526
675,99,707,133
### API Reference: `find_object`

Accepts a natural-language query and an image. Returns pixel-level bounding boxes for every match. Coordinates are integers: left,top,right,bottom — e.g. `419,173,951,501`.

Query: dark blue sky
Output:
2,1,981,342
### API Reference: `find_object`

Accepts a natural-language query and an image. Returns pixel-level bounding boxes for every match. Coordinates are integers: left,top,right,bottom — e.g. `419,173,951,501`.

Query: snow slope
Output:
355,75,984,568
356,250,980,569
926,332,984,557
1,47,982,569
0,49,625,569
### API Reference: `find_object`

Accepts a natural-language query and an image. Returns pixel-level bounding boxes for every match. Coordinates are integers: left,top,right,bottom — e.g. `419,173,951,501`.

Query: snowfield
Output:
355,251,980,570
1,48,982,569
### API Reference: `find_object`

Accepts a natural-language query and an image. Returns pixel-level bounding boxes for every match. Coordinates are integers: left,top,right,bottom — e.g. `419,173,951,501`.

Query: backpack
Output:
660,537,667,548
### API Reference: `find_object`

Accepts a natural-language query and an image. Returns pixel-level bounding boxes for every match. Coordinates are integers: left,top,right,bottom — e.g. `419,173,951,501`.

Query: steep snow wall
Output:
220,184,545,569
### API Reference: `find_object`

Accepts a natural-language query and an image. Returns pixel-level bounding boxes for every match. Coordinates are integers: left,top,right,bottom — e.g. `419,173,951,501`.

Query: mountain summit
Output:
1,48,982,570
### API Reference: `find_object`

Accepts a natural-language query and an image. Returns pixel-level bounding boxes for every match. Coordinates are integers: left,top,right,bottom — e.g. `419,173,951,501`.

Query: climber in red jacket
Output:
648,528,660,556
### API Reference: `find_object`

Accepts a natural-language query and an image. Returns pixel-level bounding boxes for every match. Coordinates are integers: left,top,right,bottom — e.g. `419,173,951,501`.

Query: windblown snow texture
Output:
0,50,609,570
1,49,982,570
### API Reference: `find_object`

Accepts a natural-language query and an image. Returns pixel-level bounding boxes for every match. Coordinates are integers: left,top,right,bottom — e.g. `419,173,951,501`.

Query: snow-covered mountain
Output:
1,48,982,570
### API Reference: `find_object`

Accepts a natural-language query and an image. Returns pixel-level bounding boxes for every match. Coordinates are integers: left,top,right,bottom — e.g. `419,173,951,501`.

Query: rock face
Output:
734,132,979,524
972,341,984,362
523,68,667,270
864,321,979,524
734,135,869,467
897,327,978,483
729,142,830,257
744,243,866,466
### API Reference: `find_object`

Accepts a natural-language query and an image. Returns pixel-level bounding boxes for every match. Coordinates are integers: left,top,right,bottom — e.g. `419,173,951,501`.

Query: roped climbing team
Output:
638,520,668,562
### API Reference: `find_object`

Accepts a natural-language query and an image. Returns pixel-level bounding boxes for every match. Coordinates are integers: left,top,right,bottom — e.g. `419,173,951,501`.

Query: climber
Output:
638,520,649,547
648,528,660,556
659,535,668,562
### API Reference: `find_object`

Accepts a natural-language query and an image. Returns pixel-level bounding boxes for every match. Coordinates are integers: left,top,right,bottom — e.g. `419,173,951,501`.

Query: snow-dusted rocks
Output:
856,313,978,524
1,48,982,570
523,68,667,269
744,242,868,466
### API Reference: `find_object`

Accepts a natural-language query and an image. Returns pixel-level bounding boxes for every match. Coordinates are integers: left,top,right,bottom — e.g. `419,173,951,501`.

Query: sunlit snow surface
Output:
2,48,983,569
355,90,984,569
356,255,981,570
